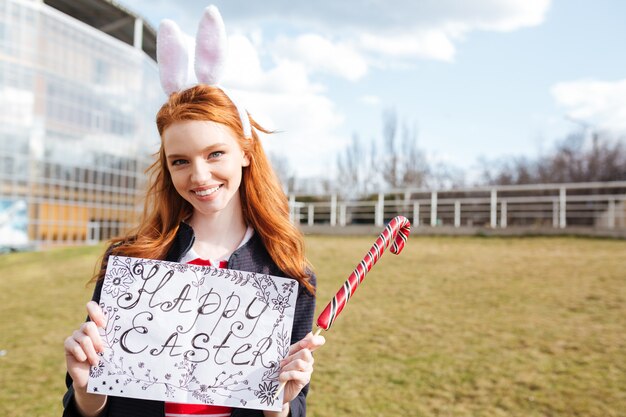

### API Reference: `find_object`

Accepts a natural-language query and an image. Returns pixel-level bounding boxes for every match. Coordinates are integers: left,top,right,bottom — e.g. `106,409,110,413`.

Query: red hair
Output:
99,85,314,294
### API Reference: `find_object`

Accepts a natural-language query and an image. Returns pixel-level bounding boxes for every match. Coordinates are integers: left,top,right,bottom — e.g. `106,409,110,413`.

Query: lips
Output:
193,185,221,197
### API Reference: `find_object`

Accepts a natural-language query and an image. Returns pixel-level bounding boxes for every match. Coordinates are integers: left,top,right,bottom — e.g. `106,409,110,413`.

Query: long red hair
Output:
99,85,314,294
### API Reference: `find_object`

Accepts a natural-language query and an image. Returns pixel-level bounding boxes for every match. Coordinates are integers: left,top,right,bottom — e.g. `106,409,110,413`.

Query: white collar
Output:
180,226,254,265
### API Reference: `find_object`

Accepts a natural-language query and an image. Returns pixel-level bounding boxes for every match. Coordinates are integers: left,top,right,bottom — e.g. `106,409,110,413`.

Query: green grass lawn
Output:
0,236,624,417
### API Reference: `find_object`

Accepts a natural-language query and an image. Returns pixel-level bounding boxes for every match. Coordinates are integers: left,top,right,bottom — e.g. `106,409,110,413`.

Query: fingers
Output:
286,332,326,357
277,351,315,397
65,322,102,366
280,331,325,374
278,331,325,391
64,335,88,363
278,368,312,387
86,301,106,328
280,354,314,375
64,302,105,367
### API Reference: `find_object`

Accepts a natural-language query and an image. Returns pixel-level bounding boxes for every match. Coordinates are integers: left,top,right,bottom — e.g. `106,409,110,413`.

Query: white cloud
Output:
219,34,346,176
224,34,323,94
359,30,457,62
220,0,550,83
551,78,626,132
187,0,550,34
273,34,368,81
360,95,380,106
240,90,346,177
468,0,550,31
351,0,550,62
130,0,551,64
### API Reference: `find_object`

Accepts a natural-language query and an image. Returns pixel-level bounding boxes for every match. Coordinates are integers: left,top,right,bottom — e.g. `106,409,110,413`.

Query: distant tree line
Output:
335,109,464,197
336,108,430,196
270,111,626,195
480,130,626,185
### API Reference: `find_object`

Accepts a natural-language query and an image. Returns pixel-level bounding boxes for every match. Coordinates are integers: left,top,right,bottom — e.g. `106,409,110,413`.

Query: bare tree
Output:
336,133,385,196
400,120,428,187
336,133,364,196
336,108,457,194
268,152,295,192
428,162,466,189
381,109,401,188
367,138,381,192
380,109,429,189
481,129,626,185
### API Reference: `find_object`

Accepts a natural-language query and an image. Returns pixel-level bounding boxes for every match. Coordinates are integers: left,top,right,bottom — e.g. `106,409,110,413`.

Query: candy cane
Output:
316,215,411,331
274,216,411,399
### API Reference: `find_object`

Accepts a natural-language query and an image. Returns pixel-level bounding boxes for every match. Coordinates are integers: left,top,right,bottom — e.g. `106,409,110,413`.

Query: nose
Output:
190,159,211,184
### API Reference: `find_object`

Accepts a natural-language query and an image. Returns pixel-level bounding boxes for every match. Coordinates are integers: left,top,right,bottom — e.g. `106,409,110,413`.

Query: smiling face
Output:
162,120,250,223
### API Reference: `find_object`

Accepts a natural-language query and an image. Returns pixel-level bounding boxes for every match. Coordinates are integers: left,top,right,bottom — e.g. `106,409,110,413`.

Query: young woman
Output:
62,85,324,417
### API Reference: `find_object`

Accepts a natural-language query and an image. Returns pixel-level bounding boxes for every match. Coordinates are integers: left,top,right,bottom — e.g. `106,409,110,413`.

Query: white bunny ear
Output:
195,5,227,85
157,19,189,95
221,87,252,138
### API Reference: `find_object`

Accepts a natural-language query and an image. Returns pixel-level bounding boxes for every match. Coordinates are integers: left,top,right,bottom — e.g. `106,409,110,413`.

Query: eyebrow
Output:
166,143,229,160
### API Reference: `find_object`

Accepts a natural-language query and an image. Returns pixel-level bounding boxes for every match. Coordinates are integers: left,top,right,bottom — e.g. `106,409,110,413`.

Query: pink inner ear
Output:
195,5,227,86
157,19,189,95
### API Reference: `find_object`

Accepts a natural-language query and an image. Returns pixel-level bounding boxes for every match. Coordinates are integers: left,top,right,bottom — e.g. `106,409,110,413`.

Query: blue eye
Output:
208,151,224,159
171,159,187,166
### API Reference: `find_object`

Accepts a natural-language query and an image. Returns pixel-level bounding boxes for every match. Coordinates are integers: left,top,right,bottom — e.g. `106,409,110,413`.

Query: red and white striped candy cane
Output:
316,215,411,331
275,215,411,400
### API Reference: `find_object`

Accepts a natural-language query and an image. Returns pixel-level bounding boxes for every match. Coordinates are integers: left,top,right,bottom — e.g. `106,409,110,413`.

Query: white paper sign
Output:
87,256,299,411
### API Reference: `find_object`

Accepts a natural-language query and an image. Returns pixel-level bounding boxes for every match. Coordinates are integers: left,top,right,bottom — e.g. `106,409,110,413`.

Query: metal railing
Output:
289,181,626,231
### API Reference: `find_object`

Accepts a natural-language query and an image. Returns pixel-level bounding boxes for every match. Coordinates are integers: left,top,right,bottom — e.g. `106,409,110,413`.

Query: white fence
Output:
289,181,626,231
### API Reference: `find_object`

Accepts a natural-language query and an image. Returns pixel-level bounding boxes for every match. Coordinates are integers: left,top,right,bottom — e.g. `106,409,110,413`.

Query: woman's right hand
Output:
64,300,107,416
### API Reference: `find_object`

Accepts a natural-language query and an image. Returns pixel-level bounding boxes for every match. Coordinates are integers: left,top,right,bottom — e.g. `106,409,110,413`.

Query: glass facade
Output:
0,0,163,249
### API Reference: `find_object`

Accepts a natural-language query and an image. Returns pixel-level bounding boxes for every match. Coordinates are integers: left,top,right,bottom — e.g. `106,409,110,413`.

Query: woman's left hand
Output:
278,331,326,404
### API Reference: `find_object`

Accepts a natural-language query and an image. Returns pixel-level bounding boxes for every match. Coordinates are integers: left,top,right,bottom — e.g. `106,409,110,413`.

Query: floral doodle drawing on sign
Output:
87,256,299,412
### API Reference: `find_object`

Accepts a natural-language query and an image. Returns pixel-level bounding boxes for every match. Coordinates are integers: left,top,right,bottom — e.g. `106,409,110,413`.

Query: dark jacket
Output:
63,223,316,417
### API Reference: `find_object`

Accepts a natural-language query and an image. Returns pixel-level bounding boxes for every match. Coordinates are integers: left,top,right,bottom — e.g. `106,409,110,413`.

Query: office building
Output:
0,0,163,249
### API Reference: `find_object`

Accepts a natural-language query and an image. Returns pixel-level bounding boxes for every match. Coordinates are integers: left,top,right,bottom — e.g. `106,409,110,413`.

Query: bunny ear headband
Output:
157,5,252,138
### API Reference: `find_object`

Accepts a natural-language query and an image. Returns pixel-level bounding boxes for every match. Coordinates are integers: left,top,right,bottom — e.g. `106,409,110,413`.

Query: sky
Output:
118,0,626,181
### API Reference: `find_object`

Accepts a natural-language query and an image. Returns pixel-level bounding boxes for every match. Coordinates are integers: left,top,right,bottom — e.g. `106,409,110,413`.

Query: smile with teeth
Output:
194,185,221,197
